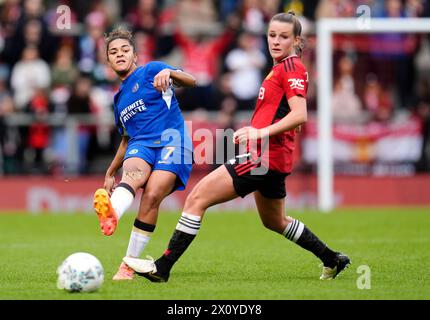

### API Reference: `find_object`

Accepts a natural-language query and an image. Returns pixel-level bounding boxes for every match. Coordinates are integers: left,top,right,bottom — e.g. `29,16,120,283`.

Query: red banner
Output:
0,174,429,213
303,116,423,163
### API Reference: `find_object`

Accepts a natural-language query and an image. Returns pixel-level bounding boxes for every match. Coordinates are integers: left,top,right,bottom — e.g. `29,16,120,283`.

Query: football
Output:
56,252,104,293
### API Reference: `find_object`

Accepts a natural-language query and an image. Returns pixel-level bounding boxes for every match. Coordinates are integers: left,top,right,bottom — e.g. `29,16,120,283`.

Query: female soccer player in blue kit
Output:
93,29,195,280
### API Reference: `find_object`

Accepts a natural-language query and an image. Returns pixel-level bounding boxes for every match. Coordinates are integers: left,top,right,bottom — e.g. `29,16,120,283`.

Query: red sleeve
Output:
282,68,308,99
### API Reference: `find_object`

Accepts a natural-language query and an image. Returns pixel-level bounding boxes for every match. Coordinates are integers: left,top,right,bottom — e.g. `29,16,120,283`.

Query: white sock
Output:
126,227,152,257
110,184,135,220
125,219,156,257
176,212,202,235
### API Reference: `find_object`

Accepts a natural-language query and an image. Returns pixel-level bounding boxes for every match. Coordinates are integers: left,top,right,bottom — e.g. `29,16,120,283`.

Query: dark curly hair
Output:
104,28,136,57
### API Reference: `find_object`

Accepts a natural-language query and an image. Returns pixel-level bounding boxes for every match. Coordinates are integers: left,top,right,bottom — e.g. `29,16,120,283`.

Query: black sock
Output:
296,227,338,267
156,229,196,275
284,219,338,267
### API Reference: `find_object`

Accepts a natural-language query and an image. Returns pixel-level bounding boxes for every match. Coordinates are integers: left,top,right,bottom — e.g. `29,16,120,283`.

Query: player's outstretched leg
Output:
124,212,201,282
124,165,238,282
93,188,119,236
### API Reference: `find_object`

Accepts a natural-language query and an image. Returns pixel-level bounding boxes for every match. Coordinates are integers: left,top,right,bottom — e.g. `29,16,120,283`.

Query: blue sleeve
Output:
147,61,178,78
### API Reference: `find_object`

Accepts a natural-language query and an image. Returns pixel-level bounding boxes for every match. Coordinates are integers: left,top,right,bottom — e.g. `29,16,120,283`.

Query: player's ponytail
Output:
270,11,305,57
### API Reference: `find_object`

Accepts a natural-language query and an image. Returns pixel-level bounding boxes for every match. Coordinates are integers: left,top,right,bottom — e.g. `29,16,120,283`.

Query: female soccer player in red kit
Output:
124,11,351,282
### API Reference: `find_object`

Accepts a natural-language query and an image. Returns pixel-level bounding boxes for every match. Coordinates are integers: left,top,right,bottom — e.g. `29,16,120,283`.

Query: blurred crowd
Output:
0,0,430,175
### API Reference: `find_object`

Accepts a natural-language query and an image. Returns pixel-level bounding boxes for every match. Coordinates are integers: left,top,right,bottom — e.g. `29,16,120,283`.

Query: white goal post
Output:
316,18,430,212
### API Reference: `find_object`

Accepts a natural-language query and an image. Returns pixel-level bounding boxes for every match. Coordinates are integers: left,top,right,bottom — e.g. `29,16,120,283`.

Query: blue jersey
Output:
113,61,192,150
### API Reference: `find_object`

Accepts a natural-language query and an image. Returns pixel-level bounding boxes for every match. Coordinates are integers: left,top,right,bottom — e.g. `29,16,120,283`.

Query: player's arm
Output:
104,135,129,193
263,96,307,137
153,69,196,92
233,97,306,143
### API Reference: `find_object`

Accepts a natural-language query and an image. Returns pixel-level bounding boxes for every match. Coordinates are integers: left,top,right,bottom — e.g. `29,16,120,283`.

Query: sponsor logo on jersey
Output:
129,149,139,155
120,99,147,124
132,83,139,93
288,78,305,90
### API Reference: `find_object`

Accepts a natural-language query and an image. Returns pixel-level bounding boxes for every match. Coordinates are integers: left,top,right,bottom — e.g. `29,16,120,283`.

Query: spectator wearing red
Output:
173,14,240,110
26,88,52,174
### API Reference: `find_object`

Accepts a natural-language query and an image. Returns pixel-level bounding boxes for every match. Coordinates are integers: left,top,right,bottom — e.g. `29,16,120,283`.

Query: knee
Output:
122,170,146,189
142,190,164,209
261,219,278,232
184,187,206,211
261,216,288,233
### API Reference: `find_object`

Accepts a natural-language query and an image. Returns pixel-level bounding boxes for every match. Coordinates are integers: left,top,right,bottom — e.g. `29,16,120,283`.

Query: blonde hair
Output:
270,11,305,56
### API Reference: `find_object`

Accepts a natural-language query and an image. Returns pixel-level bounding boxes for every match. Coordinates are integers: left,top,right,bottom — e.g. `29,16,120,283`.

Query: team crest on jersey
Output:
132,83,139,93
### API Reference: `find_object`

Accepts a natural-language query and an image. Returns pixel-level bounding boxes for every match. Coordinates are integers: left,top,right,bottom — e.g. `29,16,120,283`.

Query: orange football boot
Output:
93,188,118,236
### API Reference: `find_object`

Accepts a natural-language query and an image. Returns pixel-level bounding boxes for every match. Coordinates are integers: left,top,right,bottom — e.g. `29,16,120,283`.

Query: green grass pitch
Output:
0,208,429,300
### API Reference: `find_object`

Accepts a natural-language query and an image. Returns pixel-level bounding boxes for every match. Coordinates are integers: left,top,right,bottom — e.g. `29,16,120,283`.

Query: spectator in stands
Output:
0,0,22,38
92,40,119,86
21,19,52,62
218,0,241,22
315,0,355,19
363,73,394,122
51,44,75,84
2,15,53,66
415,97,430,172
332,54,363,123
0,65,17,174
405,0,425,17
78,10,107,73
423,0,430,17
134,31,156,66
15,0,56,63
281,0,305,17
173,14,240,110
22,0,44,19
10,45,51,111
25,88,52,174
241,0,266,34
125,0,158,34
225,31,266,110
50,42,79,113
177,0,219,35
369,0,419,107
66,74,96,174
414,78,430,171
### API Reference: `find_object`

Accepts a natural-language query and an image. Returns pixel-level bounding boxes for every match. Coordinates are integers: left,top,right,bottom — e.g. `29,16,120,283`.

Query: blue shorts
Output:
124,144,193,191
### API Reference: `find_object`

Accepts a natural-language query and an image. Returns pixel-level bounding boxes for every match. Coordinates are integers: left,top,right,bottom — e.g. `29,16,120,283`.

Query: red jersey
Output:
250,55,308,173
